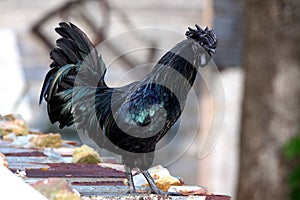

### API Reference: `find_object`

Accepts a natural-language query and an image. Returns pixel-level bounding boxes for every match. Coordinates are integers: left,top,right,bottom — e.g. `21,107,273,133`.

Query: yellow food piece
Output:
30,133,62,148
0,114,28,136
72,145,101,164
145,176,182,192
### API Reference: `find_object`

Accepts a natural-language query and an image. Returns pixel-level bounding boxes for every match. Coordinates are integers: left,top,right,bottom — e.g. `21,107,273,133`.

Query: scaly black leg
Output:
142,170,181,196
141,170,167,194
124,165,137,194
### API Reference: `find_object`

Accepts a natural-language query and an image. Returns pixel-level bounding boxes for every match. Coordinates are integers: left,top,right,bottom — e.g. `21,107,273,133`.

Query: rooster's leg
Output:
142,170,181,196
141,170,166,194
125,166,136,194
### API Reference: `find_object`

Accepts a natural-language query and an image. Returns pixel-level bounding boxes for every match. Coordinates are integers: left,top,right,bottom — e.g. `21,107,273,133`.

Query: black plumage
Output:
40,22,217,194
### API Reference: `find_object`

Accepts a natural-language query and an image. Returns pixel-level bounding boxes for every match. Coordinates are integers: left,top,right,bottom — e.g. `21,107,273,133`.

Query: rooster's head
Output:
185,24,217,56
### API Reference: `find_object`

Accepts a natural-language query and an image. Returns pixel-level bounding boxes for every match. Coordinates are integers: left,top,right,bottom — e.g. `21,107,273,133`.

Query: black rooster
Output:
40,22,217,194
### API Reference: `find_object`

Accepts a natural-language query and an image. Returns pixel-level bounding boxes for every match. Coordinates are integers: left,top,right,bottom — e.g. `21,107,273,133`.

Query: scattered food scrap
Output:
2,132,63,149
30,133,62,148
153,176,182,192
72,144,101,164
30,178,80,200
168,185,209,196
126,165,183,192
0,113,73,149
0,114,28,136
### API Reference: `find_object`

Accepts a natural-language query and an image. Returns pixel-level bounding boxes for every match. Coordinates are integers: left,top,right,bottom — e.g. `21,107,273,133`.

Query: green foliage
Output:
285,135,300,159
285,134,300,200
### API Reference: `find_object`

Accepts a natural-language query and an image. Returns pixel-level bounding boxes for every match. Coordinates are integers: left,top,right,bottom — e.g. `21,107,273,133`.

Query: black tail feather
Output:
50,48,69,67
40,22,108,128
56,38,81,63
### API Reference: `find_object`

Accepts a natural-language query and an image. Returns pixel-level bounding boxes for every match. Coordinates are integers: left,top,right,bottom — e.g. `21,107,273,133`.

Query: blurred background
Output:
0,0,299,200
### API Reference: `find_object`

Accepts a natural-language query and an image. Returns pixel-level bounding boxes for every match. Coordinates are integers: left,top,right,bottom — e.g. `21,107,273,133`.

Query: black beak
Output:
207,48,215,56
209,49,215,54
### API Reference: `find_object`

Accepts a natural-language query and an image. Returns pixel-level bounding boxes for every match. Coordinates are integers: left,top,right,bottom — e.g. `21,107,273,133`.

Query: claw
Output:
126,190,138,195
